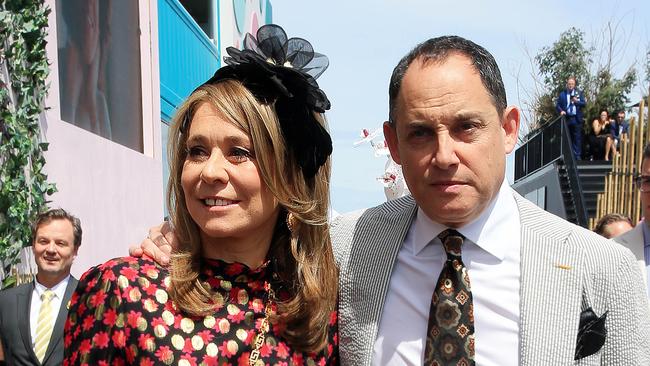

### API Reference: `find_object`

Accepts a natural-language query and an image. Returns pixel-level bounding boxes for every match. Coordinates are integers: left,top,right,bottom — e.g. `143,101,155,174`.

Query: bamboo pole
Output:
627,116,637,218
596,193,603,220
620,139,628,214
634,100,645,223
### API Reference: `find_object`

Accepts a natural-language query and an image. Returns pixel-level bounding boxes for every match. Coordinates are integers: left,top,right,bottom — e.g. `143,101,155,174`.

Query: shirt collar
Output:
412,178,520,260
34,275,70,300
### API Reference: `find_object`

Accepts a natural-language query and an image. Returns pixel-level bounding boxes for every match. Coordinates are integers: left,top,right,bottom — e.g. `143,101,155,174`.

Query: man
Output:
556,76,586,160
614,143,650,295
0,209,81,366
137,36,650,365
613,110,629,145
593,213,634,239
331,37,648,365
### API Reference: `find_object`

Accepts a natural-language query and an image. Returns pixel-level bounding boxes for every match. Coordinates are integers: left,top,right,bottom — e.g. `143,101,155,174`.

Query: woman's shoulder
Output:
78,256,168,288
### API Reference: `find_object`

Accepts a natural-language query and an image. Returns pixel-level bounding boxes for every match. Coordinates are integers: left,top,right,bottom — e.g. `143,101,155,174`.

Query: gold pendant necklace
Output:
248,281,275,366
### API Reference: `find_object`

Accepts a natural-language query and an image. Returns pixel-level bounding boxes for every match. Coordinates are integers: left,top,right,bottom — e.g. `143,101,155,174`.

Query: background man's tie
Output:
424,229,475,366
34,289,55,363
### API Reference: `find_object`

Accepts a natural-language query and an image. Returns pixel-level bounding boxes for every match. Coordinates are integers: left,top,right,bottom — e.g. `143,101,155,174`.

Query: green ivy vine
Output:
0,0,56,288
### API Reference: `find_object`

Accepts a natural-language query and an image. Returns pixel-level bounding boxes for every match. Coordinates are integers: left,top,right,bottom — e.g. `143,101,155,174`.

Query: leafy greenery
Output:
531,27,637,133
0,0,55,287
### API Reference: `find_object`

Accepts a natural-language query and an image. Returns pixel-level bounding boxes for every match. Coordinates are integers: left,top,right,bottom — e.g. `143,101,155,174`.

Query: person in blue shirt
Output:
556,77,586,160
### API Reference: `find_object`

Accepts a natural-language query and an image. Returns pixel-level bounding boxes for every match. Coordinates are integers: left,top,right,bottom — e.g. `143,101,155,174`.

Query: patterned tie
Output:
424,229,475,366
34,289,55,363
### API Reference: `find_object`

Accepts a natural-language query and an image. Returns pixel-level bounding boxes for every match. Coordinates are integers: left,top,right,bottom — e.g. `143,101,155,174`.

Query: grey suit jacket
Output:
0,277,78,366
613,223,647,292
331,191,650,365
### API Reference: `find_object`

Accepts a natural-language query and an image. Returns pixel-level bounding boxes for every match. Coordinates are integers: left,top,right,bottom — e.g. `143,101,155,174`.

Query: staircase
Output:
557,162,578,224
557,160,611,226
576,160,612,220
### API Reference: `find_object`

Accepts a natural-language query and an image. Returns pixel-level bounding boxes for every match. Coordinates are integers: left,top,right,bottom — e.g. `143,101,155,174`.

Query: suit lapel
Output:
516,195,584,365
42,277,78,365
339,196,417,365
17,282,40,364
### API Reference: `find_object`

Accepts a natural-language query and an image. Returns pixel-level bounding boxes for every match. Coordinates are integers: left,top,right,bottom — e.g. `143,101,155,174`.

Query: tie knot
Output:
41,289,54,302
438,229,465,259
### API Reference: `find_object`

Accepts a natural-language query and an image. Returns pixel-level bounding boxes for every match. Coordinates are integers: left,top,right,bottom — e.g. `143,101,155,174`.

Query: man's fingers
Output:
128,245,144,257
160,221,178,249
141,238,170,266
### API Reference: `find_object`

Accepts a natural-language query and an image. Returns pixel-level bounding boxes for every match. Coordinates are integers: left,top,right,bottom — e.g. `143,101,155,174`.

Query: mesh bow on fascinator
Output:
191,24,332,178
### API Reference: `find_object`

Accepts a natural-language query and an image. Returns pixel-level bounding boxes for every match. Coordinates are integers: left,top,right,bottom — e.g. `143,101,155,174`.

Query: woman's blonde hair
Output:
167,79,337,352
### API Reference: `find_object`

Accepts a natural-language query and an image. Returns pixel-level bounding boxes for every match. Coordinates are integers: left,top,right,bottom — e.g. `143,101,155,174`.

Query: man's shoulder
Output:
331,195,416,232
330,195,416,263
515,192,634,264
0,281,31,309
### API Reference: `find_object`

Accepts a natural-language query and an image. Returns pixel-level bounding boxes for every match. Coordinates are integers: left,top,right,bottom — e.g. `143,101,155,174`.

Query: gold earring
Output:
286,212,297,234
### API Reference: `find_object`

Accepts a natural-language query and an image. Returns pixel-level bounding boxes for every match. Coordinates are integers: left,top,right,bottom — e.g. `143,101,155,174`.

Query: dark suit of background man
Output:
556,76,586,160
0,209,81,366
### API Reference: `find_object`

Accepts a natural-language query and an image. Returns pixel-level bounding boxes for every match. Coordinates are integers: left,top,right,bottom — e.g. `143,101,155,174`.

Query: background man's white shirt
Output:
29,275,70,347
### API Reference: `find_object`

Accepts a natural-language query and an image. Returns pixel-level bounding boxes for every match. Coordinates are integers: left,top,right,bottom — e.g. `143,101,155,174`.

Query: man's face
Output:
32,219,78,282
617,112,625,122
384,54,519,227
567,78,576,90
641,158,650,221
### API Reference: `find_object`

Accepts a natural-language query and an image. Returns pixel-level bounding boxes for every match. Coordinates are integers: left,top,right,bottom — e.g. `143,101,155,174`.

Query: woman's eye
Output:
187,146,208,159
230,147,253,162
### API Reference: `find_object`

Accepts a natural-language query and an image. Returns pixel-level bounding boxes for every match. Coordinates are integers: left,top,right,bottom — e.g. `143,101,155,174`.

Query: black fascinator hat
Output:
185,24,332,179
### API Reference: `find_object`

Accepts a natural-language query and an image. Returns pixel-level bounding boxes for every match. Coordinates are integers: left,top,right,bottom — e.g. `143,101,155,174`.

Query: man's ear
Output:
383,121,402,164
502,106,520,154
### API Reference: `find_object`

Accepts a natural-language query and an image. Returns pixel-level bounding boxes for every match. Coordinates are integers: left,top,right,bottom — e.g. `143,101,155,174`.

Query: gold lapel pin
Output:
554,263,572,270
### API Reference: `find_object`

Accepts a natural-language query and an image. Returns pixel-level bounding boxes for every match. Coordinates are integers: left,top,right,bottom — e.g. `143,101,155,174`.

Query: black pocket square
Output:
574,307,607,360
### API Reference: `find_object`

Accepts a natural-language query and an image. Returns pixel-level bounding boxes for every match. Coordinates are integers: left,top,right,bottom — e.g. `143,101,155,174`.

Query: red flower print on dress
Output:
62,257,339,365
92,331,110,349
120,266,139,281
154,346,174,363
126,310,142,328
112,329,127,348
89,290,107,307
82,315,94,331
103,308,118,326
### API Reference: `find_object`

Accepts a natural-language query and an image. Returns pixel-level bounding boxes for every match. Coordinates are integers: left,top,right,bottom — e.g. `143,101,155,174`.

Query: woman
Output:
63,25,338,365
589,110,617,161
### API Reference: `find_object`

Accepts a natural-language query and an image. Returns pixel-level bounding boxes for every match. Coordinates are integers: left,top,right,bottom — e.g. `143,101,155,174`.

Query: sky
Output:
270,0,650,214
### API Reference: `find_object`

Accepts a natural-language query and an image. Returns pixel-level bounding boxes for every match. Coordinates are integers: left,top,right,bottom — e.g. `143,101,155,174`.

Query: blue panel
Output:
265,1,272,24
158,0,220,122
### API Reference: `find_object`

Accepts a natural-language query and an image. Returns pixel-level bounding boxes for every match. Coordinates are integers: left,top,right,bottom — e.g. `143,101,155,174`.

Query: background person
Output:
589,110,616,161
614,142,650,297
556,76,586,160
63,25,338,365
614,110,629,144
593,213,634,239
0,209,81,366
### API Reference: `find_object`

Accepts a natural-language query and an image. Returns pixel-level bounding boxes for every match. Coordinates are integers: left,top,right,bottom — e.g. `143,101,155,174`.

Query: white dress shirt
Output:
372,180,521,366
30,275,70,347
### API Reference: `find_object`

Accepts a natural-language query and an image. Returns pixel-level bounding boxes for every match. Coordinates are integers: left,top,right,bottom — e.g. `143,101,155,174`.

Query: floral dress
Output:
63,256,338,365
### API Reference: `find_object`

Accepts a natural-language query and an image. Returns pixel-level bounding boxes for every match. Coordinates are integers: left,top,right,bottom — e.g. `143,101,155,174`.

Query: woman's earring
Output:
286,212,297,235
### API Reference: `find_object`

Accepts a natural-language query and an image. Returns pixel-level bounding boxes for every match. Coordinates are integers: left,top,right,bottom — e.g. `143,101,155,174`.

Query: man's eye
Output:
459,122,478,131
409,128,432,138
